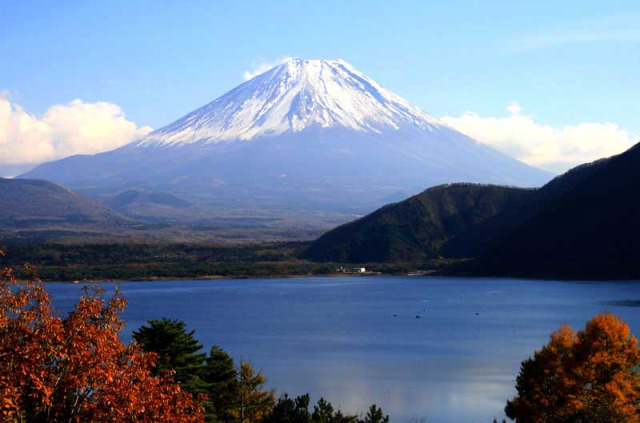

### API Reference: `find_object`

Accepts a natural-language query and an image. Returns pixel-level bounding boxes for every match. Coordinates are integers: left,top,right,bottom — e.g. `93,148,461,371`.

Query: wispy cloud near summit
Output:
242,56,292,81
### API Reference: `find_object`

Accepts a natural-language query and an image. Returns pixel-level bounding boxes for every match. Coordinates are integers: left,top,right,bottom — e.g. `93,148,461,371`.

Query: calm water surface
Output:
46,276,640,423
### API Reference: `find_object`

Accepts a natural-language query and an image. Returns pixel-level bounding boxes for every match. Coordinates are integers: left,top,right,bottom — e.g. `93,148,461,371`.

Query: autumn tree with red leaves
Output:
0,257,205,423
506,313,640,423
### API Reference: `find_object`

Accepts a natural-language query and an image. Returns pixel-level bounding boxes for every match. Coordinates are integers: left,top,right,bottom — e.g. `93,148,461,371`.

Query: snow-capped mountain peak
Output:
22,58,551,215
136,58,445,147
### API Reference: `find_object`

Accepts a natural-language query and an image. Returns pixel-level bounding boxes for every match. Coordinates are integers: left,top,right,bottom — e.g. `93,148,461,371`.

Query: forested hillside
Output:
305,142,640,279
303,184,533,262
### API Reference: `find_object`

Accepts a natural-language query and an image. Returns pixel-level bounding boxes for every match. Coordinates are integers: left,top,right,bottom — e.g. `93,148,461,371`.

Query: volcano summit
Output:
23,59,550,216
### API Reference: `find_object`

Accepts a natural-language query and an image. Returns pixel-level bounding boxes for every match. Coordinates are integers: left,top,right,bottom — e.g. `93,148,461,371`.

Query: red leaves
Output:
0,262,205,423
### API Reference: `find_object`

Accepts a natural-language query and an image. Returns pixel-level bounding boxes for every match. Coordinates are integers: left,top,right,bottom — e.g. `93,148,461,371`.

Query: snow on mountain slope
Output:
21,58,552,218
136,59,445,146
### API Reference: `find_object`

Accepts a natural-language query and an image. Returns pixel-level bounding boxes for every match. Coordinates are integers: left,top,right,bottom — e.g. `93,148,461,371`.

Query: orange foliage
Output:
0,261,205,423
506,313,640,423
230,362,275,423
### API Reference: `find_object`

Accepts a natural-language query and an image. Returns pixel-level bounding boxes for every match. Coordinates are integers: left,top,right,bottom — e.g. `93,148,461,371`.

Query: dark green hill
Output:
305,141,640,278
441,149,614,258
0,178,124,226
302,184,533,262
477,142,640,278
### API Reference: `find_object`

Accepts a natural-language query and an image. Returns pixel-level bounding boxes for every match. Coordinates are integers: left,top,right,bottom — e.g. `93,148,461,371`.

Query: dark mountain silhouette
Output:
477,142,640,278
304,142,640,278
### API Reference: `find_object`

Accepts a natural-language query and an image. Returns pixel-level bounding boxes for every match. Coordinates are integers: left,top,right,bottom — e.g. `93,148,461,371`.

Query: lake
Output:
45,276,640,423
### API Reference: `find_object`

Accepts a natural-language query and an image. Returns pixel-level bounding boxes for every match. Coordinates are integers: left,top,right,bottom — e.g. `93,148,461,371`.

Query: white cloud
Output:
441,105,637,173
506,102,521,115
511,29,640,50
508,13,640,50
0,96,152,172
242,56,293,81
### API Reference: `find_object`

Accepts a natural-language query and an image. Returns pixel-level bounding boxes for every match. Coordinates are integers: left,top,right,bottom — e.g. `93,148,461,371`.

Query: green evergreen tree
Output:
309,397,359,423
333,409,357,423
311,398,334,423
203,345,239,423
132,318,209,395
264,393,311,423
363,405,389,423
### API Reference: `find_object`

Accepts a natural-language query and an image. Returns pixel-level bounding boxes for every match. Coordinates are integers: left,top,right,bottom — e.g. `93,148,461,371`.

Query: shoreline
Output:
48,271,387,284
43,269,640,284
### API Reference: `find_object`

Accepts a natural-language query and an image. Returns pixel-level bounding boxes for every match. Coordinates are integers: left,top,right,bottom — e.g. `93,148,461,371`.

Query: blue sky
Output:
1,0,638,173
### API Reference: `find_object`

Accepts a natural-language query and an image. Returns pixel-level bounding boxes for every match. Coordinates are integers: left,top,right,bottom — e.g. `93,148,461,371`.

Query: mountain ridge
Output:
0,178,123,224
135,59,446,146
476,140,640,278
302,183,535,262
304,141,640,278
21,58,551,218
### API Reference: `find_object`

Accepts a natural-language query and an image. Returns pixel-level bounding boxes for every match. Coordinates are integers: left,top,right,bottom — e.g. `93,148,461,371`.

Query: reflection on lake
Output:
45,276,640,423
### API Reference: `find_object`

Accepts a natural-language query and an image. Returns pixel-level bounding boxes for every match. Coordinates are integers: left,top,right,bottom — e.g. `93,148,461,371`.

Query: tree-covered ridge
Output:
304,141,640,279
303,184,533,263
476,141,640,278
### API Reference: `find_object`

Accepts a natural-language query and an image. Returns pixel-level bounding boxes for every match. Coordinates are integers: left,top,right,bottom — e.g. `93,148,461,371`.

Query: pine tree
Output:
333,409,357,423
311,398,334,423
264,393,311,423
203,345,239,423
233,361,275,423
363,404,389,423
132,318,209,395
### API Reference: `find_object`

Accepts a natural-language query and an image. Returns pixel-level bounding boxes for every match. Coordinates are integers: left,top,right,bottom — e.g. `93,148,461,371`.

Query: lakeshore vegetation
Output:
0,242,455,282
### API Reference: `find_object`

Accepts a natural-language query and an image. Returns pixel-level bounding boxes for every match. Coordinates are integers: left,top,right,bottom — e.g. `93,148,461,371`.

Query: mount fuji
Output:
22,59,550,217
